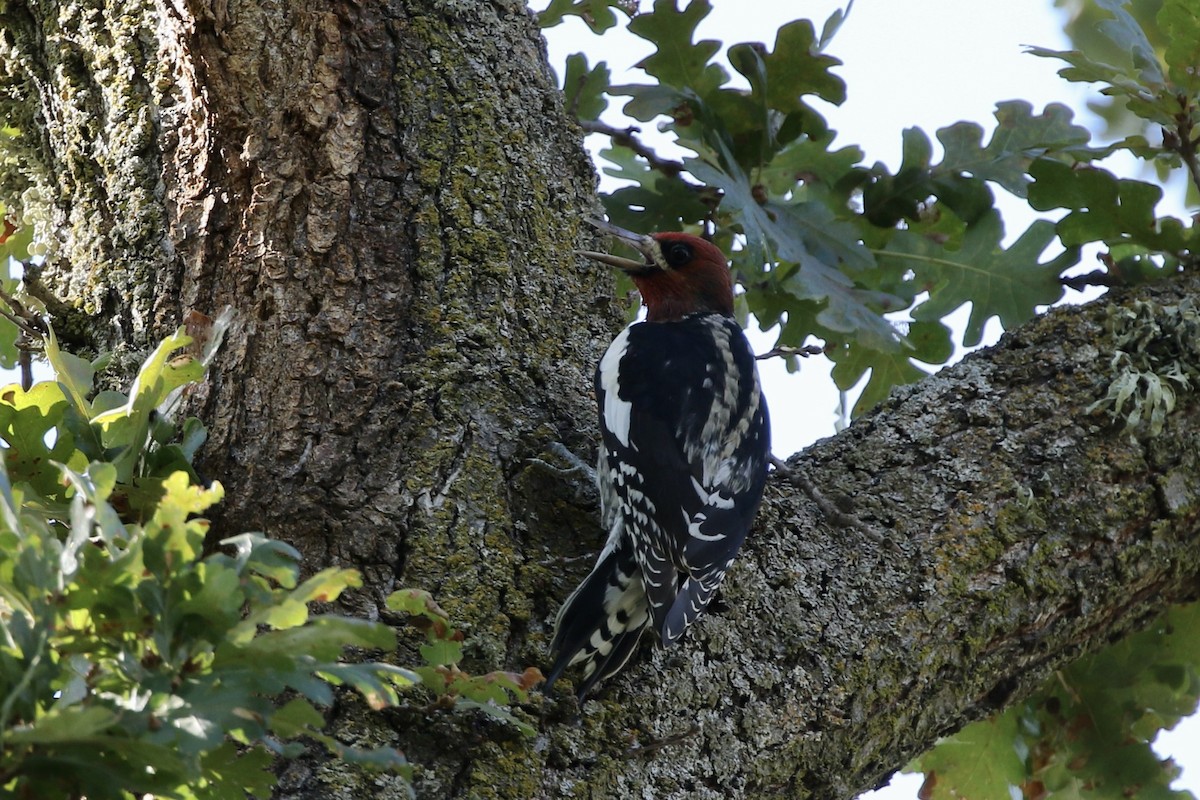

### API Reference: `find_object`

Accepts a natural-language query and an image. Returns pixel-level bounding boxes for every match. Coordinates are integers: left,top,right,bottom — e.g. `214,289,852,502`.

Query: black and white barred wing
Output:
601,315,770,645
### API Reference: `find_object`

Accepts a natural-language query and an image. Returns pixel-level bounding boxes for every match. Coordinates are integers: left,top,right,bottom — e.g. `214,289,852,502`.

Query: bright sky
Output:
540,1,1200,797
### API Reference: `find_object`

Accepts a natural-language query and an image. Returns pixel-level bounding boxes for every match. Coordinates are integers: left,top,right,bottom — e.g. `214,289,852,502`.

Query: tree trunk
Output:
0,1,1197,798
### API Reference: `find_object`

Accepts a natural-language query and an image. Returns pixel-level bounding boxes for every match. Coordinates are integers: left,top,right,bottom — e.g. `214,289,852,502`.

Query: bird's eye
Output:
664,242,693,268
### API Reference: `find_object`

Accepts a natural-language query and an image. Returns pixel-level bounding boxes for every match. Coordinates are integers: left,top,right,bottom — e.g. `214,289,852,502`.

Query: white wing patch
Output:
685,511,725,542
598,326,634,448
690,476,735,509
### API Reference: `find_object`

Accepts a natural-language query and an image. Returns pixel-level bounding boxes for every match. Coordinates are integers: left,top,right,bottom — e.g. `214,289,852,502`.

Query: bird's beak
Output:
575,217,658,273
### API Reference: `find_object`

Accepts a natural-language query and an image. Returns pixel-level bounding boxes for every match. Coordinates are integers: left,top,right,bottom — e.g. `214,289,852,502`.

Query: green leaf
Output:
267,697,325,738
179,417,208,461
318,662,420,709
777,257,901,352
536,0,631,32
728,19,846,110
724,188,809,277
0,216,32,262
88,327,204,482
0,319,17,369
199,742,277,800
817,1,853,49
1026,45,1127,87
599,145,714,233
0,381,72,497
1161,0,1200,93
57,463,127,566
828,321,952,416
456,699,536,737
0,324,420,798
0,238,21,368
1028,159,1191,254
880,211,1073,347
686,157,900,351
758,136,863,195
386,588,451,621
862,127,935,227
288,567,363,608
44,329,96,415
420,638,464,667
219,532,302,587
1026,32,1175,129
562,53,609,120
1028,0,1165,103
906,602,1200,800
3,737,190,797
316,736,413,784
233,617,397,663
1095,0,1165,85
908,711,1025,800
628,0,727,96
2,705,120,744
609,82,689,124
173,559,244,630
773,199,874,272
59,461,119,505
936,102,1093,197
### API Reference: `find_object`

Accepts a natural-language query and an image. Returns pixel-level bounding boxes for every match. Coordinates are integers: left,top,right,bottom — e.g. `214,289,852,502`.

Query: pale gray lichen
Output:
1089,298,1200,435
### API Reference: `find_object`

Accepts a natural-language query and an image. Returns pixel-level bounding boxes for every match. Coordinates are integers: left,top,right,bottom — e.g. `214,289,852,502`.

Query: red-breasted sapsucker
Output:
546,220,771,697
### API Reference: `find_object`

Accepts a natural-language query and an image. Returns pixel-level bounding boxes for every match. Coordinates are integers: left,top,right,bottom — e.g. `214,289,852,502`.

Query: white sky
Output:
540,1,1200,797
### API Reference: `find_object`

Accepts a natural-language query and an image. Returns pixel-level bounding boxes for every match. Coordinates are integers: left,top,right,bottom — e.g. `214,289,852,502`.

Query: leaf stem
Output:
0,627,48,734
1163,96,1200,200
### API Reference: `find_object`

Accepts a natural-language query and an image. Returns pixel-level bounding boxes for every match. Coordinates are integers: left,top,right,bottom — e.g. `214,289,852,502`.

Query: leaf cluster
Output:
0,325,538,799
547,0,1200,415
909,602,1200,800
0,328,420,798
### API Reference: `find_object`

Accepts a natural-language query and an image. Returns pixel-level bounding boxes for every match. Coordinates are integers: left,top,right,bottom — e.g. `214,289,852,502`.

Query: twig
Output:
578,119,686,178
0,282,47,336
0,280,48,391
1162,96,1200,203
756,344,825,361
769,455,886,546
19,351,31,391
1179,138,1200,200
527,442,597,487
536,552,597,568
623,724,701,758
1060,269,1121,292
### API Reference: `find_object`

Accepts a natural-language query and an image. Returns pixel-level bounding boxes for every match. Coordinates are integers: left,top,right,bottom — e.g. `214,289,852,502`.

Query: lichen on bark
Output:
0,0,177,349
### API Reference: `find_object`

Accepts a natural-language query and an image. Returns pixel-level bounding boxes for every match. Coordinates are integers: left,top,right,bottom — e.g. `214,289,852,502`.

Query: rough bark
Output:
0,1,1197,799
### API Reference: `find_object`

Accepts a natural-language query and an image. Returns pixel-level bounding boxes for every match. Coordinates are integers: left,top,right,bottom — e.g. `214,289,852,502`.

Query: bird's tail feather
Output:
545,539,649,698
661,572,722,644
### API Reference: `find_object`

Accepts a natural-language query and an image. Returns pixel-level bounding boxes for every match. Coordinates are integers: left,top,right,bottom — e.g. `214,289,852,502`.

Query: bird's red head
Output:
576,221,734,323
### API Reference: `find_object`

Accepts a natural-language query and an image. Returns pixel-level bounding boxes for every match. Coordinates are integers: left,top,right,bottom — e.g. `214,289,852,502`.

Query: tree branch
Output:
537,272,1200,799
578,119,687,177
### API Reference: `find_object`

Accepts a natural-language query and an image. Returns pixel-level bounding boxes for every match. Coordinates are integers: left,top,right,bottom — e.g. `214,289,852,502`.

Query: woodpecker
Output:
546,219,771,697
